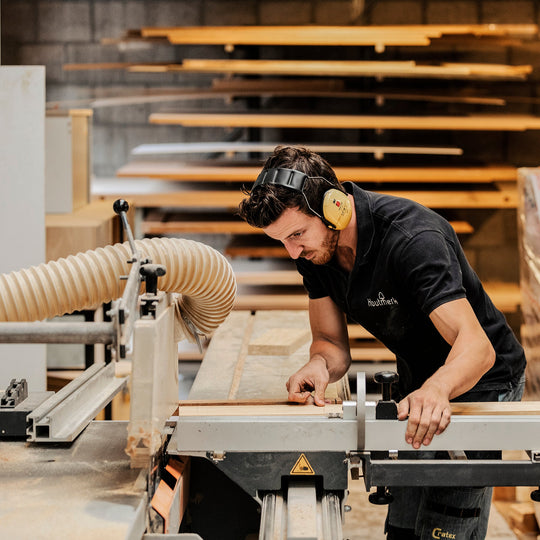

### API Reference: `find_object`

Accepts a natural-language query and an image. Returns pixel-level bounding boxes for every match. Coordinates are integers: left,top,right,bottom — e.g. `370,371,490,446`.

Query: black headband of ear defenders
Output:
252,168,308,191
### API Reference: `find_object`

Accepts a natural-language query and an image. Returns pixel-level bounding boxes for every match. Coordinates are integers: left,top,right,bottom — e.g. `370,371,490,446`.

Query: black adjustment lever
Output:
368,486,394,505
113,199,138,256
140,264,166,296
374,371,399,420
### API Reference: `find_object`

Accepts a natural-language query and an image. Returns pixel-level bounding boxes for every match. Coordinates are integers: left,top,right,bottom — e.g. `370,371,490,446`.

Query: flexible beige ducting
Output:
0,237,236,341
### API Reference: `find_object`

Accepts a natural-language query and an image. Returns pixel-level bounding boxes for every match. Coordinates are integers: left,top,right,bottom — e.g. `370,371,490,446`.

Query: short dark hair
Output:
237,146,344,228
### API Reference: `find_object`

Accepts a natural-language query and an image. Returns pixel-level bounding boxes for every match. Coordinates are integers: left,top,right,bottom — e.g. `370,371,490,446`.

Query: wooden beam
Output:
451,401,540,415
140,25,539,48
98,188,519,209
149,112,540,131
175,400,540,417
125,59,532,80
116,162,517,183
131,141,463,157
210,79,506,106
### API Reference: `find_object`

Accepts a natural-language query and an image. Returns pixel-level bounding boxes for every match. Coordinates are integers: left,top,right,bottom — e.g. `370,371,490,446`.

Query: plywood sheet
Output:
248,327,311,356
188,310,348,402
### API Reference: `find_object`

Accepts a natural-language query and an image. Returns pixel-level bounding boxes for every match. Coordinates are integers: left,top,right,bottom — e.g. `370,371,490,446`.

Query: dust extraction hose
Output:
0,237,236,341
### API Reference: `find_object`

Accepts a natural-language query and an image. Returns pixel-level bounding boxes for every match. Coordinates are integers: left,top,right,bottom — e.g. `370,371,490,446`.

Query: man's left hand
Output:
397,383,452,449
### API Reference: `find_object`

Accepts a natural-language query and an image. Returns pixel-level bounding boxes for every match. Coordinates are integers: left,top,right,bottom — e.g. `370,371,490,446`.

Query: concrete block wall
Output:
2,0,540,284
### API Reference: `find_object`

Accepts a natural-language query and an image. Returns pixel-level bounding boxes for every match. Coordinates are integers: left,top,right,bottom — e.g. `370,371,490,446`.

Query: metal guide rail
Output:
167,372,540,503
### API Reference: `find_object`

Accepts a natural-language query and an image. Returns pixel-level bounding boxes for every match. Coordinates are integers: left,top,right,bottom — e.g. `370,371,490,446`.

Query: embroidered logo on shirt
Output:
367,291,399,307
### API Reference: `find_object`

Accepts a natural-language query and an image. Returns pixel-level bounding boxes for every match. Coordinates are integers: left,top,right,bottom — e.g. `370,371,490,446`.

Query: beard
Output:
301,228,339,265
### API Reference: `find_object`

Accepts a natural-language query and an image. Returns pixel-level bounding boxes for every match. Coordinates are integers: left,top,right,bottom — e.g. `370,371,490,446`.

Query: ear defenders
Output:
252,168,352,230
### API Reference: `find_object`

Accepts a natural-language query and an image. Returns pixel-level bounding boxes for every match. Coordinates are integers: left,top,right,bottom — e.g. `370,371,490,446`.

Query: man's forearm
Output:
424,337,495,400
310,341,351,383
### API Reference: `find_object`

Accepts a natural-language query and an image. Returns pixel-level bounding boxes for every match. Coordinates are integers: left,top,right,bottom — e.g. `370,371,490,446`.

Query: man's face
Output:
263,207,339,265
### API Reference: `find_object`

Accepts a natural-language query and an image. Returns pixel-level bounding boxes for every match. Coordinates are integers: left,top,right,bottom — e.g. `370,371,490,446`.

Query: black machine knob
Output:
113,199,130,215
140,264,166,296
368,486,394,505
374,371,399,401
374,371,399,420
531,488,540,502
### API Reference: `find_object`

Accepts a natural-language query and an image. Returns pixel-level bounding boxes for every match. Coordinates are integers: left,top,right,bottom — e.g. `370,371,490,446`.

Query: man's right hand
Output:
286,355,329,406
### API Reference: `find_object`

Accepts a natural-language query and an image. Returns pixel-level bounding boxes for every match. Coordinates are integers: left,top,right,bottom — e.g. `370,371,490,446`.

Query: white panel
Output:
45,116,73,213
0,66,47,391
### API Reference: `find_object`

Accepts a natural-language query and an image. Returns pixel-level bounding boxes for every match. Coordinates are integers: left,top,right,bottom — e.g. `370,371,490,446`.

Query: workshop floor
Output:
342,482,517,539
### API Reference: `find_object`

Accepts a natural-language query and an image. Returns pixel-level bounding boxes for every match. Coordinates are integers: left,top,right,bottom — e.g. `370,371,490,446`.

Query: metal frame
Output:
27,362,127,441
361,456,540,489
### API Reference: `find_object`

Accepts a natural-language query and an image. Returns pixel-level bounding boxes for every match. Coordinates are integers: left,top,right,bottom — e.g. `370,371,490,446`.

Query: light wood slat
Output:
451,401,540,415
179,398,342,406
175,401,540,417
98,188,519,209
131,141,463,157
142,219,261,235
63,62,171,71
143,219,472,235
210,78,506,106
116,162,517,183
351,348,395,361
61,56,531,82
236,270,304,285
140,25,539,47
348,325,374,339
149,112,540,131
134,59,530,80
227,244,289,258
177,403,344,416
46,85,507,109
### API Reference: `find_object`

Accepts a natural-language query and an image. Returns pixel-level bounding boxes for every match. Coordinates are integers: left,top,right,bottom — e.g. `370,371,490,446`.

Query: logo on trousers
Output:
432,528,456,539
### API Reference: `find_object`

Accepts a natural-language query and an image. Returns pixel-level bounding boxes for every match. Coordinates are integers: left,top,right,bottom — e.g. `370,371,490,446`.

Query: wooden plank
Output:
188,310,349,402
98,188,519,209
143,212,471,236
175,400,540,417
140,59,531,80
179,398,342,406
131,141,463,157
142,216,261,235
247,327,311,356
177,403,344,416
149,112,540,131
116,162,517,183
140,25,539,47
211,79,506,106
450,401,540,415
351,347,395,361
63,61,172,71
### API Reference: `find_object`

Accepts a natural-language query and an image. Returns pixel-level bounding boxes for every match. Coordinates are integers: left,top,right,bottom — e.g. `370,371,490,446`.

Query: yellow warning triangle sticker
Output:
290,453,315,475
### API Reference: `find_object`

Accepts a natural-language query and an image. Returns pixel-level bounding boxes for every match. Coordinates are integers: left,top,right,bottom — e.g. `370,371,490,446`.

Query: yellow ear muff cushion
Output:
322,190,352,230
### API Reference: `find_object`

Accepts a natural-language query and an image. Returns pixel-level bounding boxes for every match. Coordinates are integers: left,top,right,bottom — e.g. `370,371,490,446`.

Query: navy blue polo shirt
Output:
295,182,526,398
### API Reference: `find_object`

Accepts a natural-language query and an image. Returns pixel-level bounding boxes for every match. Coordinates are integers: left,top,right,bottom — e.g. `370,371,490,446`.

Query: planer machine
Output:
0,201,539,539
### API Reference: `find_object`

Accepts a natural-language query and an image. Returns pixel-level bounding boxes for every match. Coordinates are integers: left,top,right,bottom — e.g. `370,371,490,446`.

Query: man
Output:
237,146,526,540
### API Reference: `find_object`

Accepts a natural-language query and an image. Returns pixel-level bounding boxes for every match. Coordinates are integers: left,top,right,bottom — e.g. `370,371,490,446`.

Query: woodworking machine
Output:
0,202,539,540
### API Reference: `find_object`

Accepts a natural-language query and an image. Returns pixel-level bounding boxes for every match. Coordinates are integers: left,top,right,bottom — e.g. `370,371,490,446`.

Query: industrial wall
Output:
1,0,539,291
